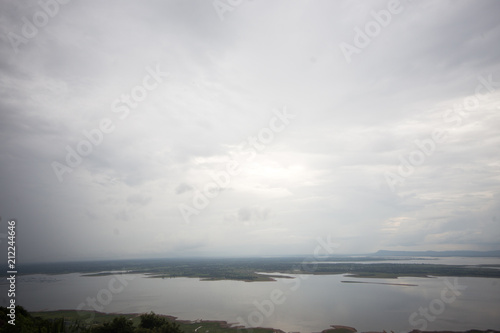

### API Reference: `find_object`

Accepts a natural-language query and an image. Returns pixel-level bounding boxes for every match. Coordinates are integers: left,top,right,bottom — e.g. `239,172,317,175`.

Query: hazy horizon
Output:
1,0,500,263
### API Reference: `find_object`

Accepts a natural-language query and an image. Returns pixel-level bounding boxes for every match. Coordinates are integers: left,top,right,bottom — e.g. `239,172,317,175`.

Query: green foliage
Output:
0,306,66,333
139,312,182,333
0,307,184,333
139,312,166,329
91,316,134,333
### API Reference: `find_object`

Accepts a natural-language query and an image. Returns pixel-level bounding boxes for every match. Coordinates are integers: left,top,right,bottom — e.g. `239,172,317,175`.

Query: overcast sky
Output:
1,0,499,263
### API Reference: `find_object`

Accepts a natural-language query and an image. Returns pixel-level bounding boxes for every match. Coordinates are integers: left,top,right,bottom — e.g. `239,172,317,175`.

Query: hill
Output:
371,250,500,257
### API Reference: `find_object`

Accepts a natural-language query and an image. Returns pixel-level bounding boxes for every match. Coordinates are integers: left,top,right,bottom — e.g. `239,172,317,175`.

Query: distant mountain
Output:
371,250,500,257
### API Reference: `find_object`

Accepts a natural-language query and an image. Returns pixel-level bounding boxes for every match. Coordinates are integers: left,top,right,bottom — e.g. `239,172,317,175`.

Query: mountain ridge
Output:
372,250,500,257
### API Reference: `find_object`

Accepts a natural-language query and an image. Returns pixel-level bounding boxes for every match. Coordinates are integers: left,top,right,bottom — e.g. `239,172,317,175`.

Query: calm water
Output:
2,258,500,332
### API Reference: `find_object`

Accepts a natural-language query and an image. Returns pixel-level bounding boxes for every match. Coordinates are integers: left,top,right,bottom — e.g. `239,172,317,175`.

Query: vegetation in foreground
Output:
0,306,500,333
0,306,186,333
0,307,275,333
2,307,500,333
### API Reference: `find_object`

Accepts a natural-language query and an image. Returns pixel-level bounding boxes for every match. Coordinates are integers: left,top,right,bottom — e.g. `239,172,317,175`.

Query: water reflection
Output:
10,272,500,332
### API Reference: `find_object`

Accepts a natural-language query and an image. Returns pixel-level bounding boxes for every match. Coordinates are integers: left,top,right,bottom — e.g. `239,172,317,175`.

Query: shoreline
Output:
30,309,500,333
32,309,286,332
341,280,418,286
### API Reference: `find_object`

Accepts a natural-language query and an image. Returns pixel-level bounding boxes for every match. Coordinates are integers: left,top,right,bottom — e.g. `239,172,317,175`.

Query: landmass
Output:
20,309,500,333
340,280,418,286
371,250,500,257
7,256,500,281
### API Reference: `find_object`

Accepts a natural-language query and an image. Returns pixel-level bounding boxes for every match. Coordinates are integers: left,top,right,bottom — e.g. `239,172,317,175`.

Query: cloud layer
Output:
0,0,499,262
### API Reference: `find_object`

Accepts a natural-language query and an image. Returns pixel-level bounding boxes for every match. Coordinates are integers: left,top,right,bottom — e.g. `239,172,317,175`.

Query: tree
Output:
139,312,166,329
139,312,182,333
92,316,134,333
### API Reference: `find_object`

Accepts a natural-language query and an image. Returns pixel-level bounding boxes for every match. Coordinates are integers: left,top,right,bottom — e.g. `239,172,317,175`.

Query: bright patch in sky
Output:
0,0,499,262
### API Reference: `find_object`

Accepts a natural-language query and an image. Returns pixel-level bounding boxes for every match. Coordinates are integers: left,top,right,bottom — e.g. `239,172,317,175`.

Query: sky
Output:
0,0,499,263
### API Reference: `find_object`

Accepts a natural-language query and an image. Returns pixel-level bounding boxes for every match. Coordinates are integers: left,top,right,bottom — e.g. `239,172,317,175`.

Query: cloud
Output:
237,207,271,222
127,194,152,206
0,0,499,262
175,183,193,195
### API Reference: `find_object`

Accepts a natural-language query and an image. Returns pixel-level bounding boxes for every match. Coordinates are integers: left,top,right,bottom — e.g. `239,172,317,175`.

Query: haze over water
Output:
5,257,500,333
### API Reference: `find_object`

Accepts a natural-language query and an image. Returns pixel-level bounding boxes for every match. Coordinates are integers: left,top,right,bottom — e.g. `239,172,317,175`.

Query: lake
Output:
2,257,500,332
